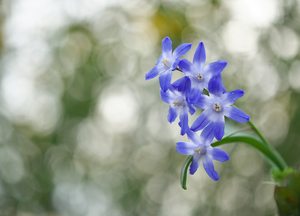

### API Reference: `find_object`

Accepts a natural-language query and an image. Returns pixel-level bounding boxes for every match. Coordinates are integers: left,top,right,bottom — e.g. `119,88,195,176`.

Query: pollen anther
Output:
162,58,170,67
197,74,203,80
213,103,222,112
173,100,184,107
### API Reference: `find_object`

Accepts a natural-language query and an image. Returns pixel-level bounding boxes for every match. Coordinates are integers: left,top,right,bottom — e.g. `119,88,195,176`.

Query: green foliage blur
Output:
0,0,299,215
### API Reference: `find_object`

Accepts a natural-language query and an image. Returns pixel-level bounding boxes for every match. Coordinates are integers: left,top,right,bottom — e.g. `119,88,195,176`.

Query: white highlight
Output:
222,21,258,55
270,27,299,60
227,0,281,28
98,87,138,133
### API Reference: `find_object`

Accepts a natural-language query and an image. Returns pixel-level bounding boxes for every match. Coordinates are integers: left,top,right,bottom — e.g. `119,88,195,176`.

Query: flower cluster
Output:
145,37,250,181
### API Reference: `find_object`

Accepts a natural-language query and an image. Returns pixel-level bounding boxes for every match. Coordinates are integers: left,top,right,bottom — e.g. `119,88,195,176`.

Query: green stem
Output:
248,121,268,144
248,121,288,169
212,135,288,171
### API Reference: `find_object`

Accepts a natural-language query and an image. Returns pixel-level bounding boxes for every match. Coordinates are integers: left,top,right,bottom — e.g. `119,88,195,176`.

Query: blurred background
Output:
0,0,299,215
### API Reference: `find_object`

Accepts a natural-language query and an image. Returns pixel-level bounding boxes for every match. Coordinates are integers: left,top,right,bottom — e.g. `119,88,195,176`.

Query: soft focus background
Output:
0,0,299,215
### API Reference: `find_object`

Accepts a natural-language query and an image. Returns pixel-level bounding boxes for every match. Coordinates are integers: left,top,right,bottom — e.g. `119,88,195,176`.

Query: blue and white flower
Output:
145,36,192,91
160,78,195,135
176,130,229,181
178,42,227,92
191,76,250,140
145,36,251,182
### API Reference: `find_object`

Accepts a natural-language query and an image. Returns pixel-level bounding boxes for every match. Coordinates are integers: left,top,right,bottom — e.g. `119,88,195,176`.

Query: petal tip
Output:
221,62,227,69
162,36,171,42
223,155,230,161
212,175,220,181
189,166,197,175
243,114,250,122
219,60,227,65
145,74,151,80
190,125,197,132
198,42,205,49
215,135,223,141
235,89,245,97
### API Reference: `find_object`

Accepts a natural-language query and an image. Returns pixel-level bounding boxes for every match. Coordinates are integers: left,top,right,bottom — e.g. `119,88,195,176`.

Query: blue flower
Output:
160,78,195,135
145,36,192,91
176,130,229,181
190,76,250,140
178,42,227,92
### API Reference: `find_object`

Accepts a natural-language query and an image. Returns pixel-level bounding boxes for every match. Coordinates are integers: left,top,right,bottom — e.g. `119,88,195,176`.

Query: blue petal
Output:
160,90,170,103
179,113,189,135
187,88,200,104
171,58,180,71
173,43,192,59
193,41,206,67
208,75,226,96
159,70,172,91
189,157,199,175
214,120,225,141
162,36,172,55
186,129,201,144
200,122,215,142
225,89,244,105
211,148,229,162
176,142,196,155
206,61,227,76
156,55,163,65
168,107,178,123
191,110,210,131
172,77,191,93
203,157,219,181
145,66,159,80
188,103,196,115
178,59,192,73
187,89,206,108
225,106,250,123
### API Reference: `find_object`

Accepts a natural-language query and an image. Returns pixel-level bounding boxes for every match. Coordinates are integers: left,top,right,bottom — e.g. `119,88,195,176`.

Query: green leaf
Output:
180,155,193,190
212,135,287,171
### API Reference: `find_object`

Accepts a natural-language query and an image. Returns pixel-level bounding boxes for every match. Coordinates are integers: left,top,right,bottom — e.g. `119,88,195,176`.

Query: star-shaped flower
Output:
176,130,229,181
160,78,195,135
145,36,192,91
178,42,227,92
190,76,250,140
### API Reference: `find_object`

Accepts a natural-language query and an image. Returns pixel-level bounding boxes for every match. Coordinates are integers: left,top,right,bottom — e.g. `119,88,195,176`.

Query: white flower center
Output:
195,147,207,155
213,103,222,112
162,58,171,68
173,100,185,107
196,73,204,81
